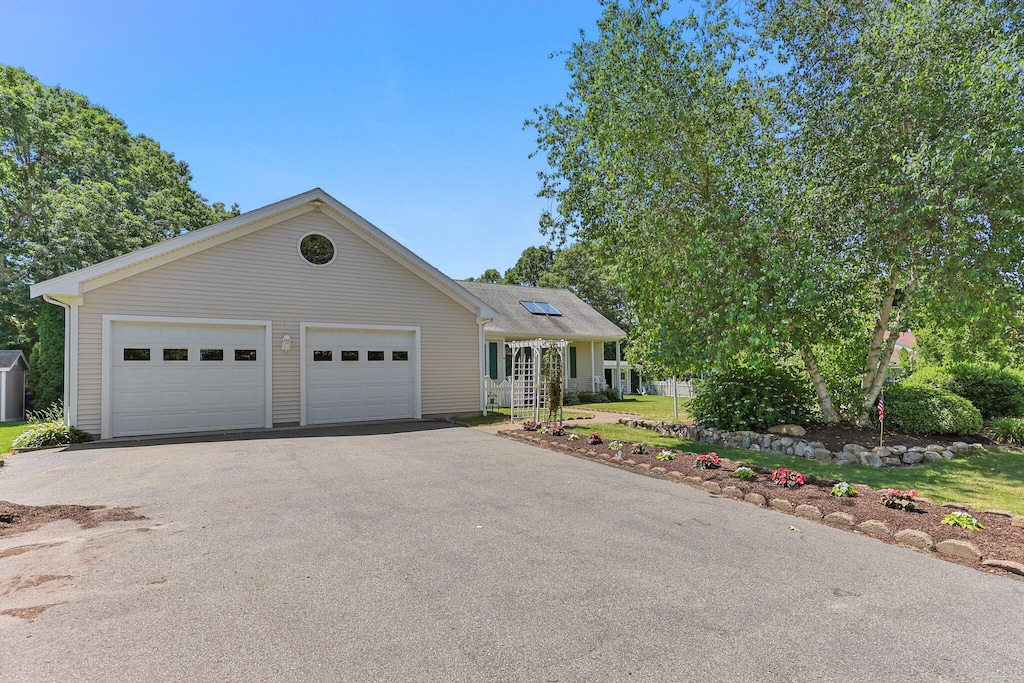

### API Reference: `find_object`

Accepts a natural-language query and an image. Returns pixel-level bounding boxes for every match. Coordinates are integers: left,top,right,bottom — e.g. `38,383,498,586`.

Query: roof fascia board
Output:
317,200,497,318
30,189,326,298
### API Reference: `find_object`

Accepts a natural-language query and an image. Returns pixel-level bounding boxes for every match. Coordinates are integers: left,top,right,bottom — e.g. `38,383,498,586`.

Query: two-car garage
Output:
107,319,419,438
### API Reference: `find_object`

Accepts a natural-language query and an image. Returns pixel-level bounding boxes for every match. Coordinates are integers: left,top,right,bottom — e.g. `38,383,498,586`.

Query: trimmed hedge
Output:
908,363,1024,419
691,364,815,432
883,384,982,436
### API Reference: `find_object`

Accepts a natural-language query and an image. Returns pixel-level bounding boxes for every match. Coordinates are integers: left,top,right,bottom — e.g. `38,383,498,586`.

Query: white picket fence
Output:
484,377,512,409
642,379,696,398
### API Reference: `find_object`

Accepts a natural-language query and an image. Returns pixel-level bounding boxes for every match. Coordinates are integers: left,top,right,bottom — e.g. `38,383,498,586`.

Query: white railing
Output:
484,377,512,409
643,379,696,398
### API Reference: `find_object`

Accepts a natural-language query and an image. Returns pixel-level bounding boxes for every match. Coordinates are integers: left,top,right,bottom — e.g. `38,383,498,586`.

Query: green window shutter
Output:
488,342,499,380
505,349,512,378
569,346,577,379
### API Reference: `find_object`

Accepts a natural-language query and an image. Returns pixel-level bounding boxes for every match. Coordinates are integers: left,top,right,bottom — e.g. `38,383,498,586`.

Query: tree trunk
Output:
800,347,840,424
856,274,918,426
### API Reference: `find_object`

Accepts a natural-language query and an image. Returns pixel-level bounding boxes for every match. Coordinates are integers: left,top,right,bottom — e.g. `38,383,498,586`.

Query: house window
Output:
505,349,512,378
392,351,409,361
368,351,385,361
488,342,499,380
341,350,359,361
200,349,224,361
235,350,258,361
313,350,333,362
124,348,151,361
299,233,336,266
163,348,188,361
569,346,577,379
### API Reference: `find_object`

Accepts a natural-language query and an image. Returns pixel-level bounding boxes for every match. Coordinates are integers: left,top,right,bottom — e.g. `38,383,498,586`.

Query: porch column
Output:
615,341,622,398
590,340,596,391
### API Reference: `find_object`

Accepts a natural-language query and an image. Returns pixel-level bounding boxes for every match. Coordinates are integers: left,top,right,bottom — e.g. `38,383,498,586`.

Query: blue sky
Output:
3,1,609,279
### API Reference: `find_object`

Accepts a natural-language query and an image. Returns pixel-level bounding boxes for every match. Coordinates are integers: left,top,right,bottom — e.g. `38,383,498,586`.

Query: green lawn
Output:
573,395,691,422
0,421,30,455
572,423,1024,515
457,408,595,428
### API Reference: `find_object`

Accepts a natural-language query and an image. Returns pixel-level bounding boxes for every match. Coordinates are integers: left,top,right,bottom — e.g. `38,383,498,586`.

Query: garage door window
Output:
393,351,409,361
200,349,224,361
235,350,258,361
313,350,332,362
124,348,151,361
368,351,385,361
163,348,189,361
341,350,359,361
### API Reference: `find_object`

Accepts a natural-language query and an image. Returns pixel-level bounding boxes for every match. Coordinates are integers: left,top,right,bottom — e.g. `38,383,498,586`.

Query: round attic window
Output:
299,233,335,266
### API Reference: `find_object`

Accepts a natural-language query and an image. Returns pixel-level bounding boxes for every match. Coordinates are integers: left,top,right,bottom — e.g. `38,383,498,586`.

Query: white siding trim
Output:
69,302,79,426
101,314,274,439
1,371,6,422
299,322,422,426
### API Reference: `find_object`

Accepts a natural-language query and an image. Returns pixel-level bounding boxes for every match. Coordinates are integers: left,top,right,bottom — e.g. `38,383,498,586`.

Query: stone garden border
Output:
620,418,986,468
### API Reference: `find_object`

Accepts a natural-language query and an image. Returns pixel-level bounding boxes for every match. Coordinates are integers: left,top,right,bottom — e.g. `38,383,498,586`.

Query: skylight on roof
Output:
520,300,561,316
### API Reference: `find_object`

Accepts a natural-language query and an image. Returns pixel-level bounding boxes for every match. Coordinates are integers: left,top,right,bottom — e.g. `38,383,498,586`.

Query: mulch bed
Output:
501,430,1024,579
798,423,994,452
0,501,144,540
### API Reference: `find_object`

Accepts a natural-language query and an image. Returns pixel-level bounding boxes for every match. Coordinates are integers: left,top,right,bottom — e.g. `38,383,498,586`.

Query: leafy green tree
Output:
531,0,1024,425
0,65,238,350
503,245,556,286
538,242,630,332
464,268,503,283
25,301,64,410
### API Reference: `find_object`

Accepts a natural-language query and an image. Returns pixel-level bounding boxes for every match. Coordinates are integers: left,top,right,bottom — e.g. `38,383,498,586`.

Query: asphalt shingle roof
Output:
0,350,26,371
456,281,625,339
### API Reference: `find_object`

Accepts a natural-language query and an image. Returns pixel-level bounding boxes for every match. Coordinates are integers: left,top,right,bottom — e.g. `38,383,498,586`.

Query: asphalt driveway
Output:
0,422,1022,681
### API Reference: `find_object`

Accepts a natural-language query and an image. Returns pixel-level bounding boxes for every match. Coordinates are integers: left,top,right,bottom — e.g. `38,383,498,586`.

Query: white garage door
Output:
110,321,267,437
305,327,417,424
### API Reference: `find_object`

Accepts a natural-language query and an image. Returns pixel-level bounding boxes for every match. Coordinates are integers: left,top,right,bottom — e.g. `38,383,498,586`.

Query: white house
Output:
30,189,624,439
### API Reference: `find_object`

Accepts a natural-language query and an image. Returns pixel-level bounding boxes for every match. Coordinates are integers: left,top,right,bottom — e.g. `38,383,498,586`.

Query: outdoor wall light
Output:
281,335,292,352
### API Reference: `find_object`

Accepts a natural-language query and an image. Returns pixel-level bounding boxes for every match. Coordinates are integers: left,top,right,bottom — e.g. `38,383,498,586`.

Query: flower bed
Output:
500,428,1024,578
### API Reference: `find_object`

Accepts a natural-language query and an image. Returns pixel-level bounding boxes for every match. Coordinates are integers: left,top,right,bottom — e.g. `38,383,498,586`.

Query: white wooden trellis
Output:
507,339,568,424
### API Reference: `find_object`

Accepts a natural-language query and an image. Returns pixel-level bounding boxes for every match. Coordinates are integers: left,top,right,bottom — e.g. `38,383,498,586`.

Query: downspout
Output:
43,294,72,426
476,317,493,416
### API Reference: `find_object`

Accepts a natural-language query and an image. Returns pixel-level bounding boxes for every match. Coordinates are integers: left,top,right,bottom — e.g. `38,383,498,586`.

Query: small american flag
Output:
878,394,885,423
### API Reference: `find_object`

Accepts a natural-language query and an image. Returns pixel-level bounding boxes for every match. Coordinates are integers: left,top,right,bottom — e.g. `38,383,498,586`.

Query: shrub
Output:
908,363,1024,419
656,450,676,461
732,466,755,480
575,391,608,404
11,422,92,450
695,452,721,470
985,417,1024,446
691,364,814,431
26,303,65,411
880,488,919,512
607,441,622,450
550,424,566,436
771,467,806,487
587,432,602,445
567,433,580,442
830,482,858,498
882,385,982,436
522,420,539,432
629,443,647,455
942,511,984,530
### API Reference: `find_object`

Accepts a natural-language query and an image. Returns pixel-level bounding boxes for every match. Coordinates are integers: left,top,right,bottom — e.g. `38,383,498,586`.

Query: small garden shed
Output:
0,350,28,423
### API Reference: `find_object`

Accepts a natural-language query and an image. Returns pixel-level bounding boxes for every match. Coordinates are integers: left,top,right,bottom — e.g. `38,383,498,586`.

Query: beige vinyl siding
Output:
76,210,480,434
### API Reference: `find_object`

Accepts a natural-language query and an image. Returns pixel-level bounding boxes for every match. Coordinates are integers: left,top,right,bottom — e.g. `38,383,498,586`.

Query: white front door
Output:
304,327,418,424
109,321,267,437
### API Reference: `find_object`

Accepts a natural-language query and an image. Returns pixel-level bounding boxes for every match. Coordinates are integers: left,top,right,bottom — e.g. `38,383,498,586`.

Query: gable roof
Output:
457,281,625,340
0,350,27,371
30,188,496,318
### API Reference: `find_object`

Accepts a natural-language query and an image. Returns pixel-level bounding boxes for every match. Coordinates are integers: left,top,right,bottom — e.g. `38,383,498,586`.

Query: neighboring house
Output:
885,330,917,370
30,189,624,440
0,350,28,423
457,281,626,398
